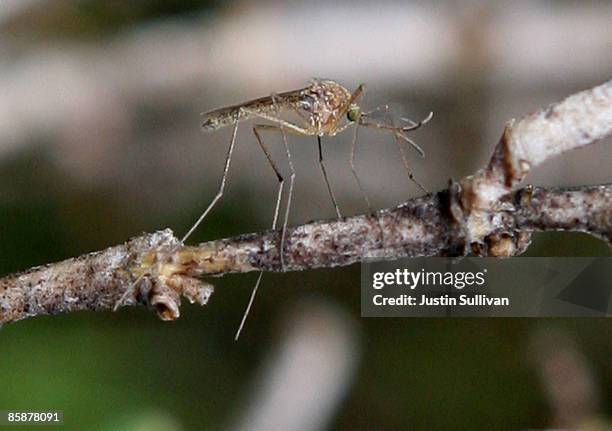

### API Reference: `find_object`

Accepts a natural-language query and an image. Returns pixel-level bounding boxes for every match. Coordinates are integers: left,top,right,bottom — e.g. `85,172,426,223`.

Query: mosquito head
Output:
346,105,360,123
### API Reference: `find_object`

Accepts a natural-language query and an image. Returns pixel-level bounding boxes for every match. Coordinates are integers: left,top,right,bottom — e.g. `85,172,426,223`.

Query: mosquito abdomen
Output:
201,90,303,132
201,106,249,132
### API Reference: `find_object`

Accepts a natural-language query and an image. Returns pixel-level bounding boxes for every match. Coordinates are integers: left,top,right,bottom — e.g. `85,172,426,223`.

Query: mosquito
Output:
115,78,433,339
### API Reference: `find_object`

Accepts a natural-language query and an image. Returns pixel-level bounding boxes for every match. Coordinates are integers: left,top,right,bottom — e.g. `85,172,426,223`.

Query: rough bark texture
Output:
1,79,611,325
0,231,212,324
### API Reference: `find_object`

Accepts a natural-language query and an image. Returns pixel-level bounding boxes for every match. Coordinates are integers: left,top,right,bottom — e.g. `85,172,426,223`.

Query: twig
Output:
0,230,213,325
1,79,611,325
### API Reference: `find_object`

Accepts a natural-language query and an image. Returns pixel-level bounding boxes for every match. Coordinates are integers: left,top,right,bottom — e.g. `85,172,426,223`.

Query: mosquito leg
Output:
352,116,392,255
270,94,296,273
395,135,427,193
241,109,312,136
318,136,342,218
348,89,390,252
241,105,310,271
360,115,428,157
359,108,428,193
338,83,386,249
349,90,389,214
180,110,241,244
113,110,241,312
349,114,373,215
383,108,428,194
234,124,286,340
252,125,285,229
363,104,390,117
401,111,434,131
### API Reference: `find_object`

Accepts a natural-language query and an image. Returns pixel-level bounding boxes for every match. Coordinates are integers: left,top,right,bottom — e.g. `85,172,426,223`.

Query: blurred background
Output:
1,1,611,430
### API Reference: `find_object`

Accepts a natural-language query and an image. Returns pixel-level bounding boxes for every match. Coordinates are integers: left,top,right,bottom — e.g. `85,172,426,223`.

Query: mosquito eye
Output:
347,107,359,122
